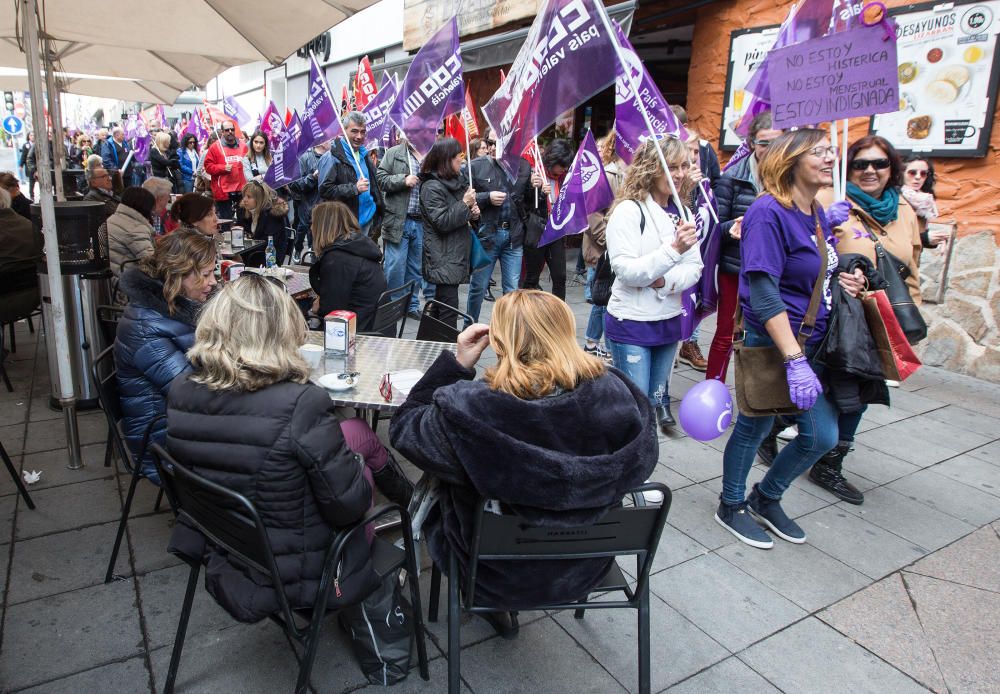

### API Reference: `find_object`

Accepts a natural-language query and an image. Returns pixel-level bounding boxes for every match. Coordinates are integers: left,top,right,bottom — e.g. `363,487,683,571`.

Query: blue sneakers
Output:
715,499,773,549
747,484,806,544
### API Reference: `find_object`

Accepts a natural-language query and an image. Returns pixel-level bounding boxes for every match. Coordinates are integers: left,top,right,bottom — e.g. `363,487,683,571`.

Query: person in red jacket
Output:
202,123,248,220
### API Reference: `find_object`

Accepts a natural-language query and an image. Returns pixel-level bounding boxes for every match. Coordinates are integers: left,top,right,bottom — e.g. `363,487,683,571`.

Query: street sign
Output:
13,102,25,118
2,115,24,135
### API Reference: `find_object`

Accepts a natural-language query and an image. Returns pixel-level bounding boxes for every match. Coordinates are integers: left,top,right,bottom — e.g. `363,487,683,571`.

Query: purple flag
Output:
287,110,306,157
735,0,834,136
389,18,463,157
264,120,302,188
722,140,752,173
612,21,688,165
123,113,139,141
482,0,621,180
259,100,284,149
363,72,398,151
301,53,342,151
222,96,252,129
539,131,615,246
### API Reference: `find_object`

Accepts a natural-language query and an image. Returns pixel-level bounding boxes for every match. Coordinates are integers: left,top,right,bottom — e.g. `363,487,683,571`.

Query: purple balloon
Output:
678,379,734,442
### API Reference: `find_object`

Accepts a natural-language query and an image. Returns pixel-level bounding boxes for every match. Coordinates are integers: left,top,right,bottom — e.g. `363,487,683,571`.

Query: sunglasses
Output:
850,158,891,171
221,127,235,133
752,139,771,147
486,140,496,146
379,372,392,402
905,169,928,177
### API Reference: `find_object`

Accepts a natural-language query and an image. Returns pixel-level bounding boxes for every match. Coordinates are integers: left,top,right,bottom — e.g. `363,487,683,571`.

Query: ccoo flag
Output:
539,131,614,247
222,97,252,130
482,0,620,180
389,18,463,157
355,56,378,109
612,20,688,165
302,53,342,150
264,113,302,188
363,72,398,151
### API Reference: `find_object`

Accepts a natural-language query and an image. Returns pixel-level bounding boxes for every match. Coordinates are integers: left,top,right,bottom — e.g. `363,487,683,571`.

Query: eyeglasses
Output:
808,145,840,158
850,158,891,171
379,372,392,402
905,168,928,178
752,139,772,147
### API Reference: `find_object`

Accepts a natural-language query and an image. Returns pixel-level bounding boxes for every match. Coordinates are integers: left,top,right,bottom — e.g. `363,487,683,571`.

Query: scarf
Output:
846,182,899,226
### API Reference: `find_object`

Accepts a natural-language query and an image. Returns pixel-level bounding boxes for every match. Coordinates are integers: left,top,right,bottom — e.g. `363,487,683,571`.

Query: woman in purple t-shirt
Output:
604,138,703,433
717,129,865,550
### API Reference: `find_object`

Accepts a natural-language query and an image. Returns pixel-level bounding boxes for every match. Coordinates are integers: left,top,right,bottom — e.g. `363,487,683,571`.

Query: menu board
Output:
871,0,1000,157
719,25,781,150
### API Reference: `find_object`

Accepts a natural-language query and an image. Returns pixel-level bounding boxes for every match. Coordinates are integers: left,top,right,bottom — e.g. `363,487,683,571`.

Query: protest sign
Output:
770,24,899,128
301,53,342,151
363,73,398,151
539,131,614,246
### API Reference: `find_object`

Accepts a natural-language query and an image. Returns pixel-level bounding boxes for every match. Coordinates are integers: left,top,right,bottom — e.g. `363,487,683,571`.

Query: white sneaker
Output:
885,379,901,388
777,425,798,441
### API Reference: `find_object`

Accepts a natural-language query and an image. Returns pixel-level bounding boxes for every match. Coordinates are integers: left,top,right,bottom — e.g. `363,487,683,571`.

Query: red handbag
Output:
861,290,922,382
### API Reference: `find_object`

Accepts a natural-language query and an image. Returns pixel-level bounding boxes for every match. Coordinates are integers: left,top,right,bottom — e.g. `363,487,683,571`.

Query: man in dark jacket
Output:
288,141,330,262
0,188,41,295
83,166,121,220
101,127,134,182
466,149,534,322
319,112,384,236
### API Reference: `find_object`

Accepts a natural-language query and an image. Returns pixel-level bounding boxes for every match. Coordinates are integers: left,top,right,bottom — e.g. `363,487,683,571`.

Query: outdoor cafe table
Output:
304,332,456,414
244,266,313,299
219,239,266,260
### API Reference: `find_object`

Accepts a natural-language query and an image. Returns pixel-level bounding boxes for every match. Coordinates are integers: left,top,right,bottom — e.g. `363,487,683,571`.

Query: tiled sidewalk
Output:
1,268,999,693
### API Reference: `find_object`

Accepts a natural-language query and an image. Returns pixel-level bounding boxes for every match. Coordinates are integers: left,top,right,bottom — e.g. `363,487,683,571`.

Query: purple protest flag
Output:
259,100,285,149
287,110,305,157
301,53,342,151
612,21,688,165
735,0,835,136
389,18,463,157
722,140,752,173
264,124,302,188
223,96,252,129
539,131,614,247
364,72,399,151
482,0,621,181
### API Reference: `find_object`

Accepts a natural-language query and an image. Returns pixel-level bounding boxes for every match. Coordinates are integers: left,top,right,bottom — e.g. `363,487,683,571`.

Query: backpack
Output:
591,200,645,307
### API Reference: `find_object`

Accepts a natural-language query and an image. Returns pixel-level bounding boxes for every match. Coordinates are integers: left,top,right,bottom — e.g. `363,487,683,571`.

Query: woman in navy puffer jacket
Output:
114,230,218,483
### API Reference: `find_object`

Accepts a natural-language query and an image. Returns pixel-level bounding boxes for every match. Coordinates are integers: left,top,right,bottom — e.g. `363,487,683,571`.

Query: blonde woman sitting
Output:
389,289,659,635
166,273,412,622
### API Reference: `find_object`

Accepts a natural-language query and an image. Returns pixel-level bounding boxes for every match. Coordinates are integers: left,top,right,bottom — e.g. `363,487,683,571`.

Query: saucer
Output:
318,373,357,391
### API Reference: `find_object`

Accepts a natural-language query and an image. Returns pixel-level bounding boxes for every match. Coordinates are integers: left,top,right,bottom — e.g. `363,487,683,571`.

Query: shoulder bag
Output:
733,214,828,417
857,215,927,344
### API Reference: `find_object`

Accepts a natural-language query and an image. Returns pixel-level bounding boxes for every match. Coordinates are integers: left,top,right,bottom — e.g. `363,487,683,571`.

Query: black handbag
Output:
858,216,927,345
591,201,645,307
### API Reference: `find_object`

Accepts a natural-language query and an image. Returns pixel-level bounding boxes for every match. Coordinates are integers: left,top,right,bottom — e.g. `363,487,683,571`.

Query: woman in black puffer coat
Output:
114,230,218,483
418,137,479,321
166,274,396,623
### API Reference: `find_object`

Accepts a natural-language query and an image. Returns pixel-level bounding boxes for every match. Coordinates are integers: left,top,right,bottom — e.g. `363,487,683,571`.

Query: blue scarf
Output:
846,182,899,226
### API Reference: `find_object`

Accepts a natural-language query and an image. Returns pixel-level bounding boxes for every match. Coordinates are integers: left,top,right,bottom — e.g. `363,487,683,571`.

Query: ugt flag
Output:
301,53,342,151
539,131,614,246
482,0,620,180
363,72,398,151
264,118,302,188
389,18,463,157
613,20,687,165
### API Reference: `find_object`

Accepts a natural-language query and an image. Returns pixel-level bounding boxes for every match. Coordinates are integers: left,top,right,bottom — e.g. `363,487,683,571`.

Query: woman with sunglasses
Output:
810,135,924,505
901,156,950,249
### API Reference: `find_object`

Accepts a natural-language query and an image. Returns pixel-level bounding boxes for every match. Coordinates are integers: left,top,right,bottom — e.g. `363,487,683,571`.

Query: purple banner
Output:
769,25,898,128
363,72,398,151
259,100,284,150
287,110,304,156
222,96,252,128
539,131,614,246
301,53,342,151
389,18,463,157
482,0,620,180
264,121,302,188
612,21,687,165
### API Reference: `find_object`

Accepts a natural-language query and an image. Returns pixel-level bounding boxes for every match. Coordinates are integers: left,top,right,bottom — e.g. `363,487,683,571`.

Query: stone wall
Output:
919,231,1000,382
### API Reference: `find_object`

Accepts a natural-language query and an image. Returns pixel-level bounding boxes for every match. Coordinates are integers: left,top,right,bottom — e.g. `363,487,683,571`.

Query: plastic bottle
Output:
265,236,276,268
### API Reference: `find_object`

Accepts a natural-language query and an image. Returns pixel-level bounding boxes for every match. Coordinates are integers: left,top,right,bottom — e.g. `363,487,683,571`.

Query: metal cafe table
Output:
218,239,267,261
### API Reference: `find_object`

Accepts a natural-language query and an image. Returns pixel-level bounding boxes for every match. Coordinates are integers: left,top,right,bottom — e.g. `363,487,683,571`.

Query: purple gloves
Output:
826,200,852,227
785,356,823,410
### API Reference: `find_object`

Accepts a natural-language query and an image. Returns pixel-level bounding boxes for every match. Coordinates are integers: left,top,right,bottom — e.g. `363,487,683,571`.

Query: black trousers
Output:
431,284,460,328
522,239,566,300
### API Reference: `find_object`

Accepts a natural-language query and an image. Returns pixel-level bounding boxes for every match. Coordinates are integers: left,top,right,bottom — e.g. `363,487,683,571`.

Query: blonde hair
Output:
187,273,311,392
137,229,217,315
240,180,276,226
484,290,605,400
756,128,828,208
311,201,361,254
154,131,171,153
597,130,619,165
615,137,695,211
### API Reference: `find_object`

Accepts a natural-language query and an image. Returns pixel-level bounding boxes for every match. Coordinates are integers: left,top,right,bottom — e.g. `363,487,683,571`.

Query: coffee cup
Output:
299,343,324,368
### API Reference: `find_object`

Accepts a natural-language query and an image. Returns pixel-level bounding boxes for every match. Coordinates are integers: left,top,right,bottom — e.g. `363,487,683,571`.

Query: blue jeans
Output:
584,268,605,343
721,328,840,505
384,218,434,313
606,338,680,407
466,226,523,322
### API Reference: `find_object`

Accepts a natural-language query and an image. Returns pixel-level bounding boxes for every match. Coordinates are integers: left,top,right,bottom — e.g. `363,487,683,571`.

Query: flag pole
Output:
464,118,473,187
597,8,690,222
533,137,540,207
830,120,840,199
842,118,849,200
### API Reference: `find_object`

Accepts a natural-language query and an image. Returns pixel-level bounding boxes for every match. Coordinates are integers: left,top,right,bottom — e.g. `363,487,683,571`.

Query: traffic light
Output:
3,92,13,114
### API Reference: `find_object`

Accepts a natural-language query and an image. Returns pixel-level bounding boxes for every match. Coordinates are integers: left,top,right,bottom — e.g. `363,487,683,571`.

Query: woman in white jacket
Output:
605,137,703,432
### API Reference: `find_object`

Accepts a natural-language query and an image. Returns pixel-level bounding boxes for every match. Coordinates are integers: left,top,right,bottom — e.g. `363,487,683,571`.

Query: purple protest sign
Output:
539,131,614,246
301,54,342,151
363,72,398,151
264,122,302,188
259,100,285,149
612,21,687,165
482,0,621,181
389,18,463,157
769,24,898,129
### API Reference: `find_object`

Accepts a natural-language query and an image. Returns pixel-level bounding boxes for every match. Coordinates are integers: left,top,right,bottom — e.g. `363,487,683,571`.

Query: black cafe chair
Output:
149,443,431,694
414,300,473,344
363,281,416,339
2,438,35,510
427,482,672,694
299,250,317,266
91,345,165,583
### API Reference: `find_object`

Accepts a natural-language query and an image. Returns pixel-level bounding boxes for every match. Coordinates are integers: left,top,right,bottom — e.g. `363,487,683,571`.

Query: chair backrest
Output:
92,345,124,425
97,304,124,347
466,483,672,608
371,280,416,338
300,250,316,266
415,300,473,343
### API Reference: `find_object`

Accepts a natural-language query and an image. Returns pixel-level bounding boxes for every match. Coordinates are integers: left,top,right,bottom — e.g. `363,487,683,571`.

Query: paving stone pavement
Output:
1,263,999,693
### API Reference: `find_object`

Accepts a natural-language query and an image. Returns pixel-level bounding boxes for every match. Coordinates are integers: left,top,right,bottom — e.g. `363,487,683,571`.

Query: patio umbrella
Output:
0,69,185,103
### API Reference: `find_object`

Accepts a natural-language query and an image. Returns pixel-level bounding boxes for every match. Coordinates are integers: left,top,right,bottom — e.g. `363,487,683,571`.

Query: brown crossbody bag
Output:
733,215,828,417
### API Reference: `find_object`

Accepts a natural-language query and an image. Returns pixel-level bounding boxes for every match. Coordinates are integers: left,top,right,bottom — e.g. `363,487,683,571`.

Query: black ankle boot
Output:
655,405,675,432
372,453,414,507
809,443,864,505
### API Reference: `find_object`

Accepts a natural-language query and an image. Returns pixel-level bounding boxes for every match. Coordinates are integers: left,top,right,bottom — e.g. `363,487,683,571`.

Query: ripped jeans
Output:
606,339,680,407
